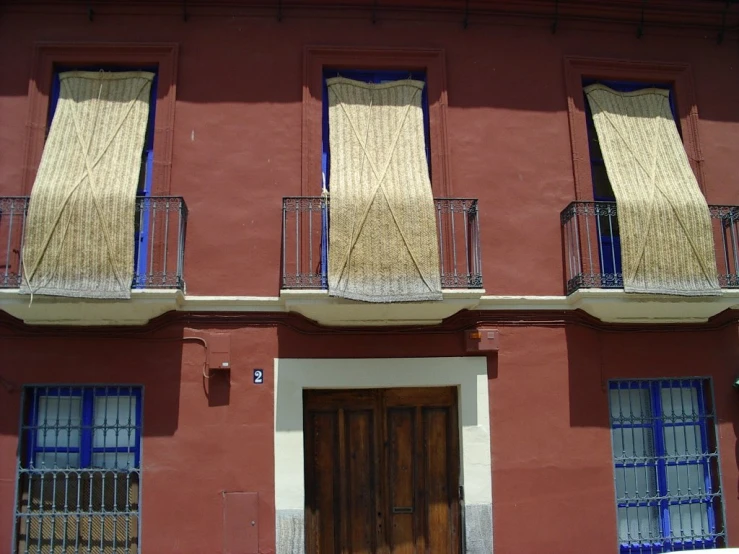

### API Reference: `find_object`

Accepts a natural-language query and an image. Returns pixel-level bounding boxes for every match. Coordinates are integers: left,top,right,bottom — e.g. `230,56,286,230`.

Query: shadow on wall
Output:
565,323,610,429
0,321,187,439
274,320,492,432
1,14,735,120
566,321,739,437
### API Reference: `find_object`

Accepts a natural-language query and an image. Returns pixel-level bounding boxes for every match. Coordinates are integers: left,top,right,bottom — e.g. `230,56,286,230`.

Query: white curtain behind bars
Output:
21,71,153,299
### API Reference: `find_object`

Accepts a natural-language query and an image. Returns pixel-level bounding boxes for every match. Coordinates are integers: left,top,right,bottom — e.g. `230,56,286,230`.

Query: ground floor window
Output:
609,379,724,553
14,385,141,554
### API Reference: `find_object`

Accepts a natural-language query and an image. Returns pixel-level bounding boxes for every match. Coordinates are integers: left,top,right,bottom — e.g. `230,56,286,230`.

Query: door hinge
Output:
459,485,464,500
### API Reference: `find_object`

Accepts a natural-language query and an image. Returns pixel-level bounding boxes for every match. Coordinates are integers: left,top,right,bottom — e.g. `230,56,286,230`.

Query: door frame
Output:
274,357,493,554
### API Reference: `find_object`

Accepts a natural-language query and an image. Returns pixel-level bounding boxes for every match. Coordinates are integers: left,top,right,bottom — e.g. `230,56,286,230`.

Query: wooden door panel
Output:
345,409,378,553
305,410,340,554
384,387,455,407
304,387,460,554
305,389,378,410
424,408,453,554
388,408,416,554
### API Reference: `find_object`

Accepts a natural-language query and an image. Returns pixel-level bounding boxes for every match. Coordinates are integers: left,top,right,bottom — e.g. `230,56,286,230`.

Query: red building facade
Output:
2,1,739,553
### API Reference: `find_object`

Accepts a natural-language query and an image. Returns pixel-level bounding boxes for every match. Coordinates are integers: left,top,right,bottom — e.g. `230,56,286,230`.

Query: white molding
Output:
476,295,571,311
0,289,185,326
180,295,285,312
280,288,485,326
478,290,739,323
565,288,739,323
2,288,738,326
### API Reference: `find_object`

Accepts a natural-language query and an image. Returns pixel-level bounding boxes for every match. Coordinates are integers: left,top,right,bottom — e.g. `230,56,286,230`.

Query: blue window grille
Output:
608,379,725,553
14,385,142,554
49,67,158,288
583,80,677,285
319,69,431,288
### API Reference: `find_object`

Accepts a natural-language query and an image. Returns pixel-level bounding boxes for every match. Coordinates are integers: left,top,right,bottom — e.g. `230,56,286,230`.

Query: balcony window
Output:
563,79,722,296
21,69,156,299
282,196,482,291
319,69,445,302
584,80,679,285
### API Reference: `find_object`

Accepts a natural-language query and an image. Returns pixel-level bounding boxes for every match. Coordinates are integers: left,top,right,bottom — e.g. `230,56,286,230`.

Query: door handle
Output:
392,506,414,514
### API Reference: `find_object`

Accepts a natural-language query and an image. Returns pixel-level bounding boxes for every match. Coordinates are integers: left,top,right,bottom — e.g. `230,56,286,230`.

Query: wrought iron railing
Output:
0,196,188,290
561,201,739,294
282,197,483,290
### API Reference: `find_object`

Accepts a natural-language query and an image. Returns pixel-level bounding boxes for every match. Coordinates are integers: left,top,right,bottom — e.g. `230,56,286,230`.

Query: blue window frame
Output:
583,80,678,283
608,379,724,553
319,69,431,287
24,385,142,470
49,67,158,287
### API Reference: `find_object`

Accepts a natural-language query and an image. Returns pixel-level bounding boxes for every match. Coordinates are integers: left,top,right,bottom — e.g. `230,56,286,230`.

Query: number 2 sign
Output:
253,369,264,384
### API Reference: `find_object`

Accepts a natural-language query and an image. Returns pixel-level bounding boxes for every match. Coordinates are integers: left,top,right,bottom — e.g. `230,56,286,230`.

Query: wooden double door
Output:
304,387,461,554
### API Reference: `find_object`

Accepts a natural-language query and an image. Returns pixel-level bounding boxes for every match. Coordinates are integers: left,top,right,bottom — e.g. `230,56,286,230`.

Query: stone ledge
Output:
3,288,737,326
0,289,185,326
280,289,486,326
566,288,739,324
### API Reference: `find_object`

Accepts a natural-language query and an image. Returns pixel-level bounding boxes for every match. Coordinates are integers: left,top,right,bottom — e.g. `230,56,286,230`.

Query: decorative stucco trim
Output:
273,356,493,554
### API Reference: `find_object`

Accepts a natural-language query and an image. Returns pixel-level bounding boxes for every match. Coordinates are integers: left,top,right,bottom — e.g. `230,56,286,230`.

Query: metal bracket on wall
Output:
182,0,189,22
277,0,283,22
717,0,731,44
636,0,648,38
86,0,94,21
372,0,378,24
551,0,559,33
462,0,470,29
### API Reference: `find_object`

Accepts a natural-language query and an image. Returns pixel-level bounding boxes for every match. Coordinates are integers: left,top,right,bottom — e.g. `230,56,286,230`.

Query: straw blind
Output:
327,77,442,302
585,84,720,296
20,71,154,299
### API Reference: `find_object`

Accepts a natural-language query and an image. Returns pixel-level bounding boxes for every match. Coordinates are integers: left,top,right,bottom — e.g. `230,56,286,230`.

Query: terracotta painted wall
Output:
1,9,738,297
2,4,739,554
491,324,739,552
0,325,278,553
2,322,739,553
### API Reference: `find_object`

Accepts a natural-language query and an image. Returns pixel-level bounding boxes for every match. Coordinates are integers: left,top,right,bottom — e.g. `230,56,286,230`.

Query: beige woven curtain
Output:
585,84,720,296
327,77,442,302
20,71,154,299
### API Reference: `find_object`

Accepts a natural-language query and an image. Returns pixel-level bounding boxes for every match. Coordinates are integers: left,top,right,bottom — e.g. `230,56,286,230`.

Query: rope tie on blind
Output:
22,75,151,301
331,85,436,293
586,90,717,285
321,172,329,199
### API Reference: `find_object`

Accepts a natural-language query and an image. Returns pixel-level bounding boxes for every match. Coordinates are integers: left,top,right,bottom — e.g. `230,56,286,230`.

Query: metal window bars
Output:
281,197,483,290
608,379,725,553
0,196,187,290
561,201,739,295
14,386,142,554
